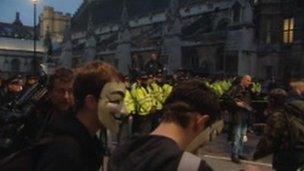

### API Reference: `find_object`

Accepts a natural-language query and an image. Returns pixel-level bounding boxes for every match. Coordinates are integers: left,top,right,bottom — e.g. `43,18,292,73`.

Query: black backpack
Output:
282,100,304,170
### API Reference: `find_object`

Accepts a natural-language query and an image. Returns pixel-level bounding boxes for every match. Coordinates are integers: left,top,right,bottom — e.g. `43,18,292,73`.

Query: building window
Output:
283,18,294,44
11,58,21,71
232,2,242,23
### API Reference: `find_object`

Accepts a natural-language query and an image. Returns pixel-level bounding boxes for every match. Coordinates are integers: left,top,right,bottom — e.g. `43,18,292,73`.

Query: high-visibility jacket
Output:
152,83,164,103
124,89,136,115
131,84,153,116
147,83,163,110
162,83,173,102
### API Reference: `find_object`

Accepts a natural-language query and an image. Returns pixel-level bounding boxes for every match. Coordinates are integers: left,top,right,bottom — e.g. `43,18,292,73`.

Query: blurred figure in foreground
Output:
109,79,220,171
254,88,304,171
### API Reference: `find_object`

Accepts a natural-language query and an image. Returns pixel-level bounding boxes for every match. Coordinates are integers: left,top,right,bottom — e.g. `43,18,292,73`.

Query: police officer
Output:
131,72,153,134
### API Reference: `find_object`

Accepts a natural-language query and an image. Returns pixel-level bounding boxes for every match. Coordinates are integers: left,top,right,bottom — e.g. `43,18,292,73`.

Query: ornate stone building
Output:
0,13,44,77
60,0,257,76
39,6,71,43
255,0,304,80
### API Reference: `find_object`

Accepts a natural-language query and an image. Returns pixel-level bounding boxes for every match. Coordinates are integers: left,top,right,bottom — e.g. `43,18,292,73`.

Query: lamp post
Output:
33,0,38,74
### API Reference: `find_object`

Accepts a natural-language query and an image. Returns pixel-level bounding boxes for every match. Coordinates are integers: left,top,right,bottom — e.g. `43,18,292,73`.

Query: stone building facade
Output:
60,0,257,77
255,0,304,80
0,13,44,77
39,6,71,43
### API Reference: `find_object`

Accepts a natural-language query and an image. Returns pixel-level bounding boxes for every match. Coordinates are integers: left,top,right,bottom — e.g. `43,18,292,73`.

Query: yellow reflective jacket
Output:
147,83,163,110
124,89,136,115
131,84,153,116
151,82,164,104
162,83,173,102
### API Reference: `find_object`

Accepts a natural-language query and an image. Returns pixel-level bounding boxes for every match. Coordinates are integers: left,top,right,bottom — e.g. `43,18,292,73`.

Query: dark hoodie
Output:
35,116,104,171
109,134,213,171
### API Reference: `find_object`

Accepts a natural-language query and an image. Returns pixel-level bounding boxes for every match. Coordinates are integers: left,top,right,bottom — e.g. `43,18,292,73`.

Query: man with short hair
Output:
109,79,220,171
228,75,253,163
33,68,75,134
48,68,74,112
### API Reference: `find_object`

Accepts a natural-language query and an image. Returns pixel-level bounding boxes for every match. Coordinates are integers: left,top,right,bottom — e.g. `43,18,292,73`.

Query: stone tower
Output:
115,0,131,75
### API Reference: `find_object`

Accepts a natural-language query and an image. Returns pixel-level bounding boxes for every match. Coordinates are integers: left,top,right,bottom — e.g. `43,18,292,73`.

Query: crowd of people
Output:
0,59,303,171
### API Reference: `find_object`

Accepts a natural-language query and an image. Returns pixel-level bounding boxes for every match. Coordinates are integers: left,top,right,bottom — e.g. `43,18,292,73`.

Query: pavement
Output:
196,133,274,171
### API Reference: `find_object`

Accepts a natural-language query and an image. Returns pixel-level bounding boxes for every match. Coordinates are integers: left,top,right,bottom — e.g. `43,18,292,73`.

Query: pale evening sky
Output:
0,0,83,26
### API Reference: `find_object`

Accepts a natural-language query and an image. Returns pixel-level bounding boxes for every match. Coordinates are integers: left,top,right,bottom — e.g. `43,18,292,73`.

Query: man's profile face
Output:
241,76,252,88
8,80,23,93
98,82,127,133
50,79,74,112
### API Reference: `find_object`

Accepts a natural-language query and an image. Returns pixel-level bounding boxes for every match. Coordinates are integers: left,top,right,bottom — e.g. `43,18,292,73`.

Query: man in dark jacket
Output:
109,79,220,171
228,75,252,163
31,68,75,141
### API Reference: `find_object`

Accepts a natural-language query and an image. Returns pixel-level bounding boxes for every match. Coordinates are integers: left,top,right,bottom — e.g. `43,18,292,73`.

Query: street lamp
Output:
33,0,38,74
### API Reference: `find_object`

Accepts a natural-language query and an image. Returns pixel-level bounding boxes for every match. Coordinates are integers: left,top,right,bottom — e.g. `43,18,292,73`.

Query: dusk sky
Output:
0,0,83,26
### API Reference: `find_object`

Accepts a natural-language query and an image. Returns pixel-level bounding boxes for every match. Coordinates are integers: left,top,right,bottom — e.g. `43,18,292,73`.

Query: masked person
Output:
1,61,128,171
108,79,220,171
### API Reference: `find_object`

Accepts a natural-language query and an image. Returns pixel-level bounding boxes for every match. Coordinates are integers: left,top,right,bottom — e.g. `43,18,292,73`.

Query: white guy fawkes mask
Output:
98,82,127,133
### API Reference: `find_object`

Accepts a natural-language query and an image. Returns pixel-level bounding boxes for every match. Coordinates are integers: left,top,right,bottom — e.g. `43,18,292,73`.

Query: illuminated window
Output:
283,18,294,43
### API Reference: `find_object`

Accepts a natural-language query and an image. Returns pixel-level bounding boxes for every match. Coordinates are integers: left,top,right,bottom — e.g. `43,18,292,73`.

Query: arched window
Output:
232,2,241,23
11,58,21,71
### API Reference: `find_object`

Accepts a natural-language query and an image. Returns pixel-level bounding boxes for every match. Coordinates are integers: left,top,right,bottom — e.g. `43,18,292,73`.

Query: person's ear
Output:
84,95,97,111
194,115,209,132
